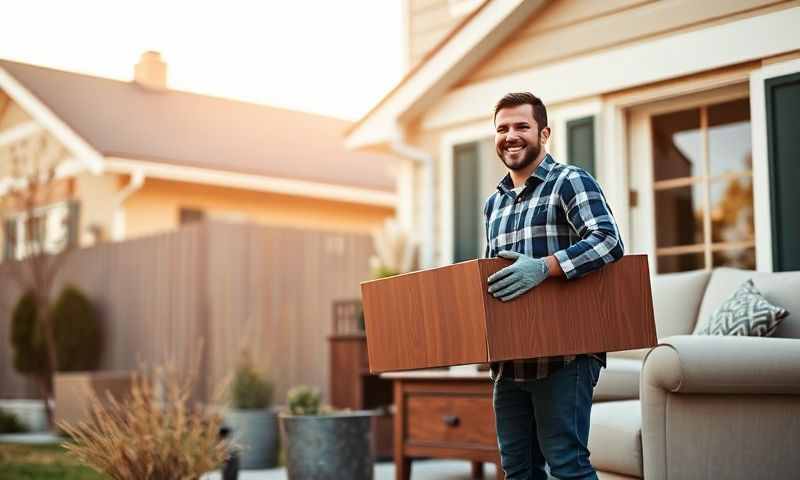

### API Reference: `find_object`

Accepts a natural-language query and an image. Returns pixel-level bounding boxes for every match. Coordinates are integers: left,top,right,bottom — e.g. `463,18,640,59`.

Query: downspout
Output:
389,140,435,268
111,169,145,241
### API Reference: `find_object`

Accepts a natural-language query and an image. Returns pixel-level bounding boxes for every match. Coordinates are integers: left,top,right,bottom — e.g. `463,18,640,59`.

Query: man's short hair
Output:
493,92,548,130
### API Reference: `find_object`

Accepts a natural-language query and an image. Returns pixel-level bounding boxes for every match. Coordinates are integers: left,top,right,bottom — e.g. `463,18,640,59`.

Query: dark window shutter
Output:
453,142,481,262
3,219,16,261
179,208,206,225
67,201,81,248
765,72,800,271
566,116,596,177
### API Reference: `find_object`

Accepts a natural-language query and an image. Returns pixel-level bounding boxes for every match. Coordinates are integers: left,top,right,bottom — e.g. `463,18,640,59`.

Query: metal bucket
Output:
225,408,279,469
280,411,376,480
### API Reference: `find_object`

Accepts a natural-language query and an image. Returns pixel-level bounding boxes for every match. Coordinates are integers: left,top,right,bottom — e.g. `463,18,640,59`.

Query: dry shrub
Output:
58,355,230,480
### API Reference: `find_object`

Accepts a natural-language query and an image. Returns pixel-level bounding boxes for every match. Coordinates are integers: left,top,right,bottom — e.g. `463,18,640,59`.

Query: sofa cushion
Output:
694,268,800,338
652,270,710,337
589,400,642,478
593,358,642,401
701,279,788,336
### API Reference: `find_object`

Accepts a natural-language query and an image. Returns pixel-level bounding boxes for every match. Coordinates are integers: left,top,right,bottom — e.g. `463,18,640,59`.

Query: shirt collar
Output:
497,153,556,194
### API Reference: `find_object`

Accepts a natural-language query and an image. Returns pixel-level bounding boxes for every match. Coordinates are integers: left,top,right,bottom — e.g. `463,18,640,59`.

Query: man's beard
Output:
497,138,541,171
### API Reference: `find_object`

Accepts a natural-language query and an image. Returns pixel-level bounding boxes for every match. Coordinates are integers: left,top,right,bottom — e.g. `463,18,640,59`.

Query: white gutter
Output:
111,169,145,241
389,139,435,268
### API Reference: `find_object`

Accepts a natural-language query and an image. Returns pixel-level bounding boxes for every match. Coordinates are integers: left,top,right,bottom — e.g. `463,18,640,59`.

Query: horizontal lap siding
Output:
409,0,475,65
460,0,791,85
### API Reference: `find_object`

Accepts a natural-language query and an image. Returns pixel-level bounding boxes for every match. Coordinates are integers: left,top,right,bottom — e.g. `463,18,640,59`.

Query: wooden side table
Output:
328,333,394,458
382,370,501,480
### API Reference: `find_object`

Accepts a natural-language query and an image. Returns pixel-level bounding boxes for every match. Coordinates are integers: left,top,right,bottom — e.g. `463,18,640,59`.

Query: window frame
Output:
631,85,755,273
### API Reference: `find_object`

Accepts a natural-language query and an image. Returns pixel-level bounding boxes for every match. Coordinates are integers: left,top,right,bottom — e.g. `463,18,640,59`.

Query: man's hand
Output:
487,250,550,302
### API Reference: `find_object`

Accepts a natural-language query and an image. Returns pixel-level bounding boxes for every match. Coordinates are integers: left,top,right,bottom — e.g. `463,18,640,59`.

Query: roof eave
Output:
0,65,105,175
345,0,549,150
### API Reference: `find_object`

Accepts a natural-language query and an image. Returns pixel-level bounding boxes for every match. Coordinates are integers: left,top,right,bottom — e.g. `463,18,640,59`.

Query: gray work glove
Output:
487,250,549,302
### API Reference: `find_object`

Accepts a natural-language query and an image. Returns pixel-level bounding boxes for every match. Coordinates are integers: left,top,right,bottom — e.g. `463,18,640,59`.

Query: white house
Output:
347,0,800,274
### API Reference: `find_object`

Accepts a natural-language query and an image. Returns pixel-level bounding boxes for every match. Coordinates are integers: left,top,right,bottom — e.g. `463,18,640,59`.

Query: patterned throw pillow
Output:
701,279,789,336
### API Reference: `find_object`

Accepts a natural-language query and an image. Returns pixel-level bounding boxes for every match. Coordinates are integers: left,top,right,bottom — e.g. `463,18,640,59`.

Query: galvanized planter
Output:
279,410,376,480
224,408,279,469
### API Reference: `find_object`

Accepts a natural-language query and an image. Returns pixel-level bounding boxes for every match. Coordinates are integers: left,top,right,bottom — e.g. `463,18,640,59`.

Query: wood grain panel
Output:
362,261,489,372
478,255,657,362
364,255,656,372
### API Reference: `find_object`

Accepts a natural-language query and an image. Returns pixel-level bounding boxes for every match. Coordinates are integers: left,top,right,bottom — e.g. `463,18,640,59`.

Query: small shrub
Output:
10,291,47,375
228,350,273,410
9,286,102,375
0,408,26,433
51,285,102,371
230,361,273,410
59,359,228,480
287,386,321,416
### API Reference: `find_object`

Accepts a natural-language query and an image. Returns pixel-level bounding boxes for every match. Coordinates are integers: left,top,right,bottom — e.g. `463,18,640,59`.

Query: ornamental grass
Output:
58,354,230,480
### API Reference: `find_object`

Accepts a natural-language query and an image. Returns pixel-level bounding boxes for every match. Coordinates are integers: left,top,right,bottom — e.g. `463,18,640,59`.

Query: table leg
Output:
495,461,504,479
471,461,484,479
395,457,411,480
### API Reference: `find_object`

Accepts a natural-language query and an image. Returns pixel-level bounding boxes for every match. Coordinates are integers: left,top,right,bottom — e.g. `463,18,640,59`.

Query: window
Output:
3,201,79,261
566,116,596,177
651,98,754,273
179,207,206,225
453,143,480,262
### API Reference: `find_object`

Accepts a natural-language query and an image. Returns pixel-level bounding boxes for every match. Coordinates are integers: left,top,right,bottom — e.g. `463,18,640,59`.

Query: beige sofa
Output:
587,267,800,479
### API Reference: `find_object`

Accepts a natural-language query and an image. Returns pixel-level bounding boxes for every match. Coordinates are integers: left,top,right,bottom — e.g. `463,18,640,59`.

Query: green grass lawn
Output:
0,443,107,480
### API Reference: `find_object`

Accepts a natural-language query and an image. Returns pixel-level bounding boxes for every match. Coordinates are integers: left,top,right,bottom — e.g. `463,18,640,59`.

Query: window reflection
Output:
650,96,754,274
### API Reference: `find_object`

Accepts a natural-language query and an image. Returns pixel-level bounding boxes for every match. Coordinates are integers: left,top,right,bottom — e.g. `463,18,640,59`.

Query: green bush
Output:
230,362,273,410
9,286,102,375
10,291,47,375
51,286,102,371
0,408,26,434
287,386,321,416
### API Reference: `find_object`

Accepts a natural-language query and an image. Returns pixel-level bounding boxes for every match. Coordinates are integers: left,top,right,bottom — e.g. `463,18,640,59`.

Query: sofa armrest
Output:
642,335,800,395
641,335,800,480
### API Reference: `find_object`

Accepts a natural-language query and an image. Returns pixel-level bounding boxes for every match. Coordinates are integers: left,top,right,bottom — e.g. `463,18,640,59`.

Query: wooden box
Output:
361,254,656,373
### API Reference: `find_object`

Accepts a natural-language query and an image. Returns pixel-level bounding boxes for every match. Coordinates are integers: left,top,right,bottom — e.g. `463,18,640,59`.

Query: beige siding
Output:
123,178,394,240
0,100,32,130
461,0,793,84
0,221,374,404
408,0,479,65
74,172,121,245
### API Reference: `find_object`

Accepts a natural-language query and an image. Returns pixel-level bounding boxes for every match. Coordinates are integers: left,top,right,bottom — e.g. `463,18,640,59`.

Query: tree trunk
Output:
35,292,58,429
36,372,54,428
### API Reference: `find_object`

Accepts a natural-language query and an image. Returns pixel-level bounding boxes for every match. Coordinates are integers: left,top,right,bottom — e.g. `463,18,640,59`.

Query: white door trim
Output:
750,58,800,272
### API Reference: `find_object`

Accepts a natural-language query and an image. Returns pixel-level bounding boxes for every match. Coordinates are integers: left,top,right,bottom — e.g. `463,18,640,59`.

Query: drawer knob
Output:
442,415,460,427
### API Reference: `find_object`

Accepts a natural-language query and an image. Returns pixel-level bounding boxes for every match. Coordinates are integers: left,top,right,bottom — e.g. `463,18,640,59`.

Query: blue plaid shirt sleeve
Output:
483,197,491,259
552,169,624,279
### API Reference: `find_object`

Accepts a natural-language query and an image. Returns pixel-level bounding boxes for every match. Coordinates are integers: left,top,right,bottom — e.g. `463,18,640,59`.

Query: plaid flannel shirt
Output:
483,154,624,382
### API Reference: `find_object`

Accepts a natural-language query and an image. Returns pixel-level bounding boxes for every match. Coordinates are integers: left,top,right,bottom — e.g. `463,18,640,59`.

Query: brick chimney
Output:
134,51,167,91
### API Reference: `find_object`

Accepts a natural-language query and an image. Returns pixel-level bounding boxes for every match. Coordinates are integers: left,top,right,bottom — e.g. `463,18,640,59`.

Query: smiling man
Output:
483,92,624,480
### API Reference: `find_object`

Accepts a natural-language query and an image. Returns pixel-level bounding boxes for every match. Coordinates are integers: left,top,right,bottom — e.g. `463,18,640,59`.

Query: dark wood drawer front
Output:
406,394,496,447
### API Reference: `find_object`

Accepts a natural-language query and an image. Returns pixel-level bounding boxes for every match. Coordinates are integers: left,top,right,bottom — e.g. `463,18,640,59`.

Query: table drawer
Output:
406,394,496,447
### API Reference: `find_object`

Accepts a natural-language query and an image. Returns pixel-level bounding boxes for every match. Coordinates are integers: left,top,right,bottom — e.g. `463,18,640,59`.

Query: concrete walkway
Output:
0,433,499,479
202,460,499,480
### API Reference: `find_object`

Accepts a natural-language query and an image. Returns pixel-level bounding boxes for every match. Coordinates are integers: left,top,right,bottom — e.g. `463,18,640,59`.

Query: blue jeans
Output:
493,356,602,480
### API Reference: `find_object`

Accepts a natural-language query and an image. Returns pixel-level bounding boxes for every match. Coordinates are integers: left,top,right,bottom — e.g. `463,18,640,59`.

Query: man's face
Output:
494,104,548,171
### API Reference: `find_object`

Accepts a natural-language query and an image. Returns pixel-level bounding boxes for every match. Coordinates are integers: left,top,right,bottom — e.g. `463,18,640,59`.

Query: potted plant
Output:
280,385,376,480
224,353,278,469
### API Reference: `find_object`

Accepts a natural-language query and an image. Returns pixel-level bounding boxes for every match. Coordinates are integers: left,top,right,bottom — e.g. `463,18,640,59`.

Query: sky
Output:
0,0,406,120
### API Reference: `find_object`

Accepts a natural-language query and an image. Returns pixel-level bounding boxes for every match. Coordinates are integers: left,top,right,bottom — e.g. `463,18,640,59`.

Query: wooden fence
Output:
0,220,373,405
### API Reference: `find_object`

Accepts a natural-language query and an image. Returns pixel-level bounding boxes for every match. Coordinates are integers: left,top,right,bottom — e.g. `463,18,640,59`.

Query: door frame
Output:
750,57,800,272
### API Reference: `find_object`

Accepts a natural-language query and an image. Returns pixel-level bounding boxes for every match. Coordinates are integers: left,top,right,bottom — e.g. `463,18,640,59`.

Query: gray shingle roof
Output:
0,59,395,193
